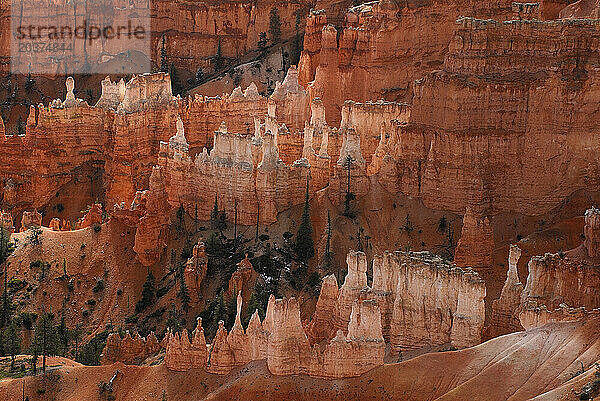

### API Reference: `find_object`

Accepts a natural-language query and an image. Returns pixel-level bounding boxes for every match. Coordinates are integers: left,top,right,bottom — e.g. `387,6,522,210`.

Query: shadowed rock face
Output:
488,207,600,336
454,207,494,268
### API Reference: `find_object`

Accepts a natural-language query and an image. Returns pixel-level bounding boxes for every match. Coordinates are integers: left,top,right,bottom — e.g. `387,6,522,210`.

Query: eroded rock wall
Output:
371,17,600,216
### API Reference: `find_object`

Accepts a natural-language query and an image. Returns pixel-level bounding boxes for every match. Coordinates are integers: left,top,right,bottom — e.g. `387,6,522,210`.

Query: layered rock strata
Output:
369,17,600,216
298,0,515,125
309,250,486,352
157,114,311,225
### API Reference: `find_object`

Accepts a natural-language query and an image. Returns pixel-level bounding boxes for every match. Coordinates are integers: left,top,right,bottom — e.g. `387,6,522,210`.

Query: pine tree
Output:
0,264,10,329
194,203,198,233
269,7,282,44
135,271,155,313
342,155,356,217
179,276,190,312
292,11,302,65
16,116,25,135
258,32,268,58
211,195,219,228
195,68,204,84
213,38,224,71
324,210,333,271
29,225,42,246
32,311,59,373
169,62,182,95
243,292,264,328
160,36,168,73
3,319,20,368
295,180,315,261
176,204,185,230
58,310,69,356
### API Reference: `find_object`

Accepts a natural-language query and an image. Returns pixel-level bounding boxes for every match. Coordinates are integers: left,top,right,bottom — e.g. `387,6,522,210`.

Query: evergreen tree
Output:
242,292,264,328
178,276,191,313
29,225,42,246
3,319,20,368
210,195,219,228
269,7,282,44
16,117,25,136
176,204,185,230
160,36,168,73
324,210,333,271
135,271,155,313
31,311,59,373
342,155,356,217
166,304,184,333
71,324,82,360
258,32,268,58
292,11,302,65
58,311,69,356
0,264,10,328
213,38,224,71
195,68,204,84
295,180,315,261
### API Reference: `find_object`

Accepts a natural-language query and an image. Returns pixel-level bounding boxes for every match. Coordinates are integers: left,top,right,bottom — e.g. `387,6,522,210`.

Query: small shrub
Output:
93,279,105,293
116,288,123,296
7,278,26,292
259,234,270,242
156,286,169,298
93,224,101,233
125,315,138,324
82,310,90,317
87,299,96,307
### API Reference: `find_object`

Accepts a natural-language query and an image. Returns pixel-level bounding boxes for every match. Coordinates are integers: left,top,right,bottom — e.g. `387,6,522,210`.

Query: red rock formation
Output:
267,297,314,375
184,241,208,294
516,207,600,319
298,0,515,125
79,203,103,229
388,252,485,350
328,128,369,207
309,250,486,351
522,251,600,312
519,303,591,330
559,0,600,18
165,269,385,378
49,218,61,231
132,167,170,266
486,245,525,338
584,206,600,258
20,210,42,232
340,100,410,166
369,17,600,216
152,0,311,72
0,211,13,233
164,318,208,371
227,256,258,304
305,274,339,345
60,220,72,231
207,322,236,374
454,207,494,268
100,331,161,365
